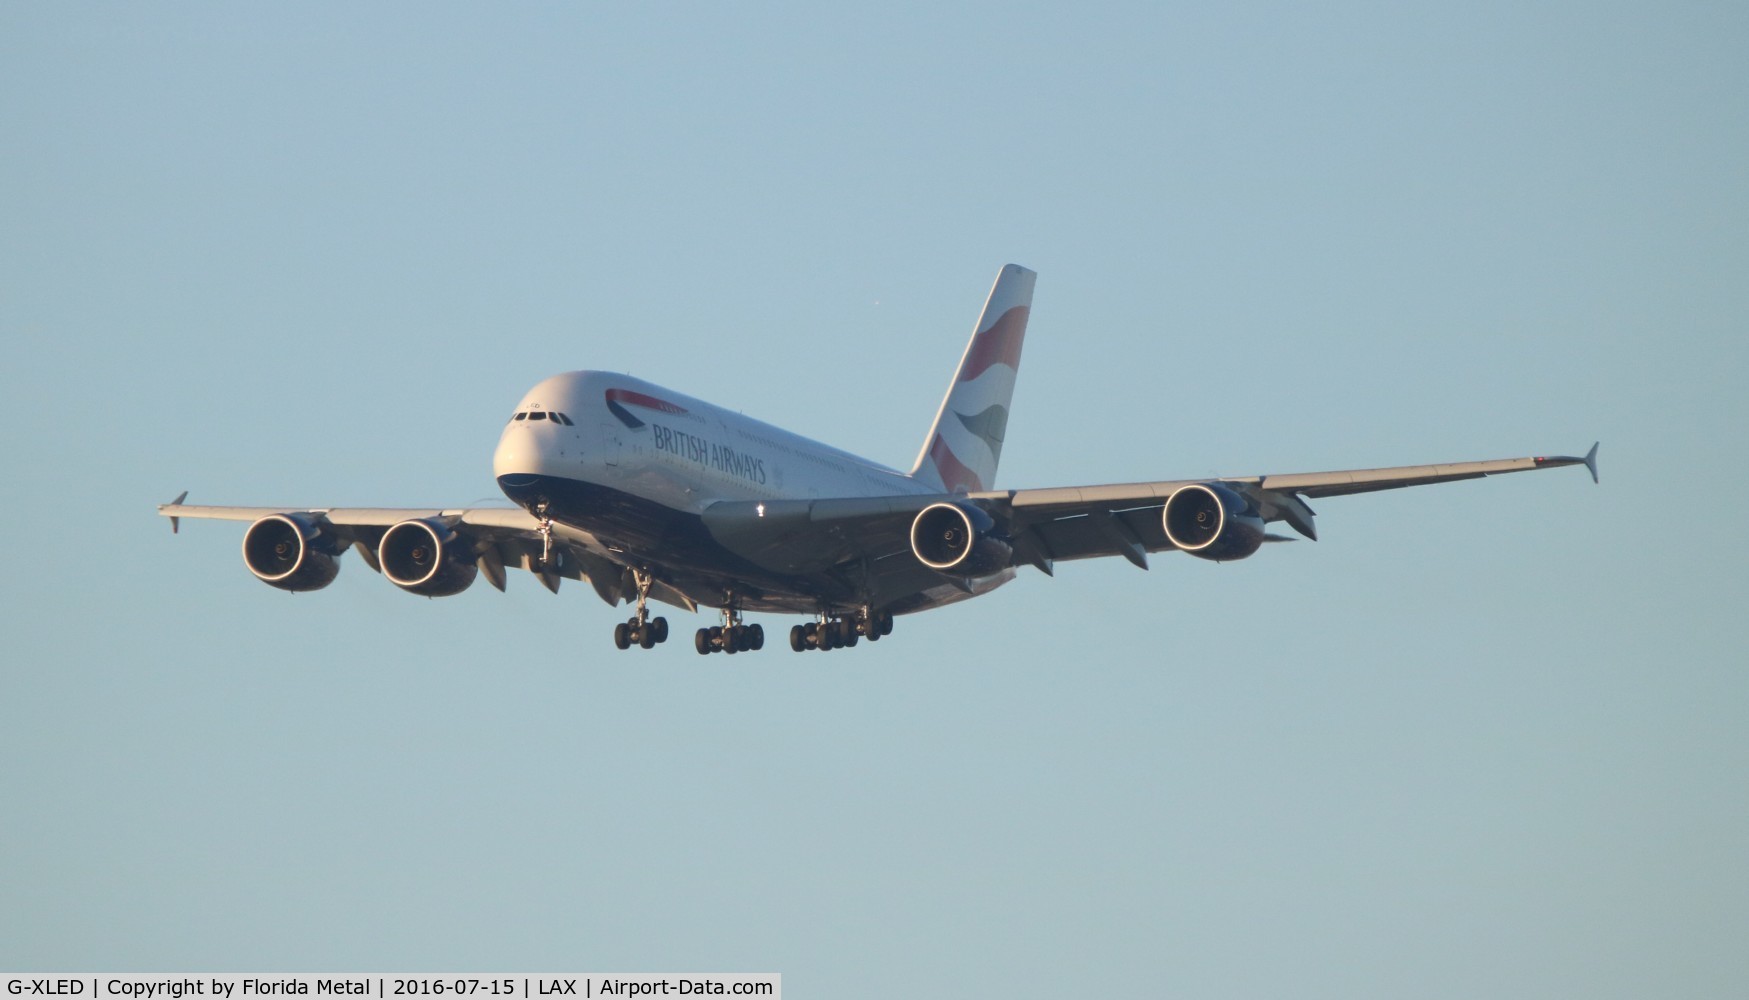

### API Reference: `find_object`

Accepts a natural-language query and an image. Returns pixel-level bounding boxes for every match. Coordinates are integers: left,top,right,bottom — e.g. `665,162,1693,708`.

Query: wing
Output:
985,442,1598,567
701,444,1599,576
155,498,693,609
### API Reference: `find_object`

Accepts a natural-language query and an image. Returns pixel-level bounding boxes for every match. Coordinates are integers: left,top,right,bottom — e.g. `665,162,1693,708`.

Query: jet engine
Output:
242,513,340,592
1162,483,1266,562
378,519,478,596
910,502,1012,576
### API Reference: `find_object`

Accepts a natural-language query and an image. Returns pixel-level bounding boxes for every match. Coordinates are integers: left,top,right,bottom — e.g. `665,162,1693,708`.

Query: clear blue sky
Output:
3,3,1745,996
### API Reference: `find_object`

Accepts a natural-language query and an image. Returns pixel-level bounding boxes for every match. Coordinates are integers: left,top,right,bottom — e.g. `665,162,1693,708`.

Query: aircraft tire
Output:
695,627,712,655
749,624,764,650
652,617,669,643
789,624,807,652
613,623,632,650
638,625,656,650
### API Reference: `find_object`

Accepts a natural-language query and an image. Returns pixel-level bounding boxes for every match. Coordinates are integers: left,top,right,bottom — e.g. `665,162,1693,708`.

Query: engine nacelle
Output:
242,513,340,592
378,519,478,597
910,502,1012,576
1162,483,1266,562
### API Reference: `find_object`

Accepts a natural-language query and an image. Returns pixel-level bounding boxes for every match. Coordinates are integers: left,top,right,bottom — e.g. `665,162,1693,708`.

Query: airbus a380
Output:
160,264,1598,655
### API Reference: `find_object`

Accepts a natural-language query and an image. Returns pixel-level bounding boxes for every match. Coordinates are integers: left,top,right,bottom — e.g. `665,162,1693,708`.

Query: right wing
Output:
156,499,693,609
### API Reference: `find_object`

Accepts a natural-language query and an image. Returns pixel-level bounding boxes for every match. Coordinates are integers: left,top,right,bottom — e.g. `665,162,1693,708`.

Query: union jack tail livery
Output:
910,263,1036,493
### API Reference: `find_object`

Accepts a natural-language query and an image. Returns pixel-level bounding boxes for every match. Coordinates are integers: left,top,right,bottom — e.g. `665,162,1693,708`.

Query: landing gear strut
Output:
696,606,763,655
534,499,555,567
612,568,668,650
789,609,893,652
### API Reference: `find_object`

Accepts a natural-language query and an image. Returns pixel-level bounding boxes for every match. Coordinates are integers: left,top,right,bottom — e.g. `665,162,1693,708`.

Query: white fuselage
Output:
492,370,938,515
489,370,1002,615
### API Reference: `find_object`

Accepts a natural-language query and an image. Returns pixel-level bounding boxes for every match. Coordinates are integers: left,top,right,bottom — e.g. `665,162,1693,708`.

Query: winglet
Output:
1583,441,1600,484
163,490,189,533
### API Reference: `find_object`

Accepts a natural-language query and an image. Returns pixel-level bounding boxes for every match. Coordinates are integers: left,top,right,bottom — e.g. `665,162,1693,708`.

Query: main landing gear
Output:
612,568,669,651
788,609,894,652
696,607,764,655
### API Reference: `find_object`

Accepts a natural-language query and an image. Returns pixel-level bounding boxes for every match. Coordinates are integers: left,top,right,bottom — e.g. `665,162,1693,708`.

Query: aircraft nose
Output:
493,423,547,480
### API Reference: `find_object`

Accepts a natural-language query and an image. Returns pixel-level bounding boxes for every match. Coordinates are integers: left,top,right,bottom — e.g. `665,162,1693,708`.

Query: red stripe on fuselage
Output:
957,306,1029,383
605,388,688,414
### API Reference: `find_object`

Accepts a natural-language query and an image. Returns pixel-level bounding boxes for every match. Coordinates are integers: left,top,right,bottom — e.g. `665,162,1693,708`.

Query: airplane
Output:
158,264,1598,655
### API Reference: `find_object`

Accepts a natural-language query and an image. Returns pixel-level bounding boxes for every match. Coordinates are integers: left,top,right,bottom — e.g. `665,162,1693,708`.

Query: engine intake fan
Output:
1163,483,1266,562
910,502,1011,576
242,513,340,592
379,519,478,596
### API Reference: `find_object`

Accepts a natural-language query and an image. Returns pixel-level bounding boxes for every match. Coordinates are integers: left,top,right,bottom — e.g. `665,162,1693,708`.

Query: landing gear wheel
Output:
652,617,669,644
748,624,764,651
638,625,656,649
790,624,807,652
613,622,632,650
694,627,712,655
859,609,891,641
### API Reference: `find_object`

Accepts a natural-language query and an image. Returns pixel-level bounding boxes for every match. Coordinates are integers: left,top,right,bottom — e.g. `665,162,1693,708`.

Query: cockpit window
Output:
512,410,573,425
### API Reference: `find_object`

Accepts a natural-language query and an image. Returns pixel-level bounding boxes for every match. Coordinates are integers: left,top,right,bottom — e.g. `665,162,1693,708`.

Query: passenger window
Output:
529,411,547,421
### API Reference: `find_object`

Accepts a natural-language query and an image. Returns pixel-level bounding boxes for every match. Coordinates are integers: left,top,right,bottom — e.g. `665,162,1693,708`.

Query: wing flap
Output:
978,446,1597,514
1015,509,1173,566
1257,454,1588,498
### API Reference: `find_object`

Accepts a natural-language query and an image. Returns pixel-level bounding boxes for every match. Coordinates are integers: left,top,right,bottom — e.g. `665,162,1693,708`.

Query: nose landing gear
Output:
533,499,555,568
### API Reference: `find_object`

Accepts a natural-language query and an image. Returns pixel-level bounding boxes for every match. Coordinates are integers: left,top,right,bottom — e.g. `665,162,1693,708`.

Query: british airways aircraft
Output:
159,264,1598,654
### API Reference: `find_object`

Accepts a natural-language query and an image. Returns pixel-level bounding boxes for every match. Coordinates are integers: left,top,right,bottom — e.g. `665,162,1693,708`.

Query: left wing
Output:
701,444,1599,575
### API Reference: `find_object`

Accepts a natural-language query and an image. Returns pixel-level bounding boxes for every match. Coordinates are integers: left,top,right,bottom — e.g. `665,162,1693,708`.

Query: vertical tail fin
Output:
909,264,1036,493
